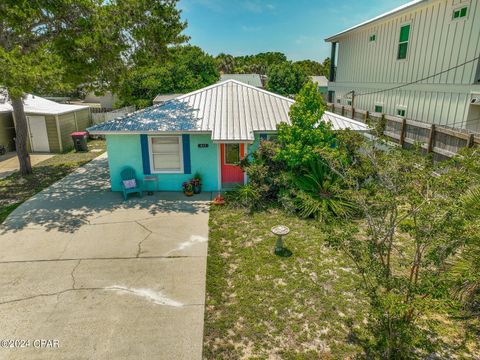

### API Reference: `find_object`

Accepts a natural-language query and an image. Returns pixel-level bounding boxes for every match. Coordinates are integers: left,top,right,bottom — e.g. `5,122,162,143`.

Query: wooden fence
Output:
327,103,480,161
91,105,136,125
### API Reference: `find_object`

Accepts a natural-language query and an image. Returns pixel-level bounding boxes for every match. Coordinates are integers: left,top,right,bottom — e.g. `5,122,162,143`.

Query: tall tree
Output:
215,53,236,74
266,62,308,97
294,59,325,76
118,45,219,108
276,81,333,169
0,0,187,175
322,57,331,79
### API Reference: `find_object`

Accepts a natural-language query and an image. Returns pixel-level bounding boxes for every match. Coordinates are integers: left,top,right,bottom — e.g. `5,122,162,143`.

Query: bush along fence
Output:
91,105,136,125
327,103,480,161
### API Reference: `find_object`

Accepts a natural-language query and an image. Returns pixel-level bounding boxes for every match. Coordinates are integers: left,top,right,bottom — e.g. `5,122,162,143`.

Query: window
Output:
375,105,383,113
224,144,240,165
347,100,352,106
150,136,183,173
336,99,341,104
453,6,468,19
397,24,410,60
369,34,376,42
397,109,406,117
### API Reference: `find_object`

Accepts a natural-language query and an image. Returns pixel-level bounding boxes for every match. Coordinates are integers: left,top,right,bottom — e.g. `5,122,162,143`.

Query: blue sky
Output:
179,0,407,61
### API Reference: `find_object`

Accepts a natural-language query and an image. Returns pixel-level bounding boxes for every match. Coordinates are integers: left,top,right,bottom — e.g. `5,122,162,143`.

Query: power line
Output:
354,55,480,97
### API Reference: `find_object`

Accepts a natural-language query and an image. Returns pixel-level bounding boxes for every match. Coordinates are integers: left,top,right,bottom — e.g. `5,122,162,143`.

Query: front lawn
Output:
0,139,105,224
204,206,367,359
204,206,479,359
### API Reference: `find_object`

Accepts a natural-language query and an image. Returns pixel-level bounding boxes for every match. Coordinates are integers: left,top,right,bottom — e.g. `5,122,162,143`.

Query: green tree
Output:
118,46,219,108
321,143,477,358
266,62,308,96
322,57,331,79
216,52,287,75
0,0,187,175
276,81,334,168
215,53,236,74
294,59,325,76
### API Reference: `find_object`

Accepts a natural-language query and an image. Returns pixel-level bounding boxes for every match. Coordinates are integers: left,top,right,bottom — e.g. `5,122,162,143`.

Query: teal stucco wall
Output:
106,134,219,192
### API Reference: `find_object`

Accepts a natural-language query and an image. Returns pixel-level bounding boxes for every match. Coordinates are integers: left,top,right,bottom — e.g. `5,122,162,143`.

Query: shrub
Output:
292,160,356,220
225,184,262,210
241,140,288,203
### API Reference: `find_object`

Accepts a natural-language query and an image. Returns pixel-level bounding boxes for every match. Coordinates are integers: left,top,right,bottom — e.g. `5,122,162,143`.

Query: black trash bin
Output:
71,131,89,152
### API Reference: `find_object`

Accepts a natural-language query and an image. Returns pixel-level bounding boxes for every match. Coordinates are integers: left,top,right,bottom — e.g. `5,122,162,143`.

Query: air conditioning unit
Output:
471,97,480,105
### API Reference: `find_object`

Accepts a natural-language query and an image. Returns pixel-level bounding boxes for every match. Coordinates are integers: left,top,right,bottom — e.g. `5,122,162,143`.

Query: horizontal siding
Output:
0,112,15,151
335,0,480,85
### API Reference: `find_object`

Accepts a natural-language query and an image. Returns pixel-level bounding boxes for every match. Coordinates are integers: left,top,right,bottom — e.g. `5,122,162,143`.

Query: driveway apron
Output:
0,153,212,360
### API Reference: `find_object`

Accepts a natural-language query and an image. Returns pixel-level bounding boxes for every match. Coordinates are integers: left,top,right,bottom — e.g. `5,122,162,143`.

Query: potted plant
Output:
182,181,194,196
192,172,202,194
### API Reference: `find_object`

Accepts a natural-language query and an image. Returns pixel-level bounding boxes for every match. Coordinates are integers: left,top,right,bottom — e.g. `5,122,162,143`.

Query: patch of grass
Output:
204,206,367,359
204,206,480,359
0,139,105,224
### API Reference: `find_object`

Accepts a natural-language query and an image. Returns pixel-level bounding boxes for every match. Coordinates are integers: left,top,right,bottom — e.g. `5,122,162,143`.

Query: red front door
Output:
221,143,245,185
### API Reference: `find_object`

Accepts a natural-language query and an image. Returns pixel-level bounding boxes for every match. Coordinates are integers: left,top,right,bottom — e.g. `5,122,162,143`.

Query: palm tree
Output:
294,160,356,220
449,186,480,311
216,53,235,74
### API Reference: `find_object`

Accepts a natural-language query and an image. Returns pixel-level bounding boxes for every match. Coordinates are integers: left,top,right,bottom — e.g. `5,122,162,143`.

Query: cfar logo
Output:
33,339,60,348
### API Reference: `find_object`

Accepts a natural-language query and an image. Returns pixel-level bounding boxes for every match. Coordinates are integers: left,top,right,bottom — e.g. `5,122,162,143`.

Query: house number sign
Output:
198,144,209,148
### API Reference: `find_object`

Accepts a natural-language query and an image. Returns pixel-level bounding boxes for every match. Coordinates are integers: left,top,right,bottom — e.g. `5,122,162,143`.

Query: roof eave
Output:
325,0,428,42
87,130,211,136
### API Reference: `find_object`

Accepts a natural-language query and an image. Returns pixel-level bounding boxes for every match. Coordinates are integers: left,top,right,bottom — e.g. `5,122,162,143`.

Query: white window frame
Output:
396,105,407,118
149,135,184,174
397,22,412,61
374,103,384,113
452,5,468,21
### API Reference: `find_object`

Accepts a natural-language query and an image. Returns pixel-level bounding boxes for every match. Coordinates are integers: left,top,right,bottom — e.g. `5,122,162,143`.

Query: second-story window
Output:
369,34,376,42
453,6,468,19
398,24,410,60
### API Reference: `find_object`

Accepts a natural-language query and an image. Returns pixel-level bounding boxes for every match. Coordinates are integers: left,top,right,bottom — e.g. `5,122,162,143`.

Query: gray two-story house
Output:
326,0,480,131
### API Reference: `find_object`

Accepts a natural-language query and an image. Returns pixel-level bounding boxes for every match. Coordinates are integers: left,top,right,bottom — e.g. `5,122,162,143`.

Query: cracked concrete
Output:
0,154,211,360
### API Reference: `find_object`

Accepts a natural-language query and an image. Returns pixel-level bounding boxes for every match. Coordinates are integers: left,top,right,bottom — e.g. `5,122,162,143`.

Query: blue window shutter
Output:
182,134,191,174
260,133,268,141
140,134,151,175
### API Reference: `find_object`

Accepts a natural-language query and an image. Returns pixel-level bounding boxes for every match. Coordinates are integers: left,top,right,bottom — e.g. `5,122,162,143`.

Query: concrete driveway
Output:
0,154,212,359
0,152,54,179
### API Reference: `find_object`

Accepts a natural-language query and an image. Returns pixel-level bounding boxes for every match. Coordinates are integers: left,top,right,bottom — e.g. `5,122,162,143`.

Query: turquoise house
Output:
87,80,294,192
88,80,369,193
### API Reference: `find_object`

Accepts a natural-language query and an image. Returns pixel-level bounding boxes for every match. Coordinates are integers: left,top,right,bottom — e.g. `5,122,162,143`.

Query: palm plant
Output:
294,160,356,220
449,186,480,311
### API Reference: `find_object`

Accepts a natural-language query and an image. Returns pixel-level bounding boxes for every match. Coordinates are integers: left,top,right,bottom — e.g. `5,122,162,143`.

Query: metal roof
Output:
310,76,328,87
325,0,427,41
87,80,370,141
153,93,183,104
321,111,370,132
0,94,89,115
88,80,294,142
219,74,263,88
